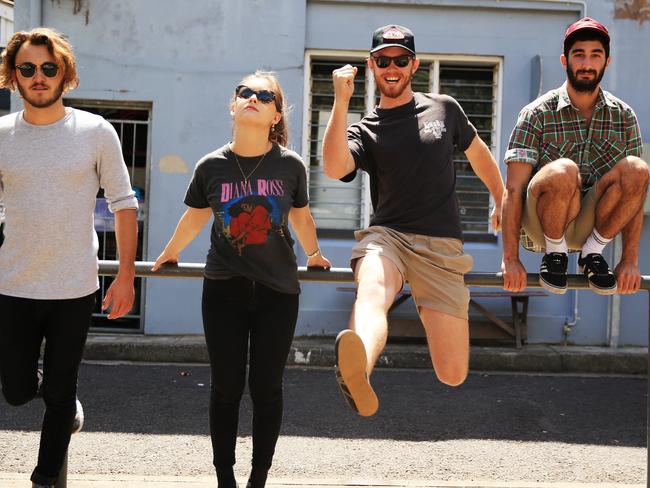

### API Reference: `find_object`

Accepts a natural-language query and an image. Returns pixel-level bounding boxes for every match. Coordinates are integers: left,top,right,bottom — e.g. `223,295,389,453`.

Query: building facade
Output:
12,0,650,345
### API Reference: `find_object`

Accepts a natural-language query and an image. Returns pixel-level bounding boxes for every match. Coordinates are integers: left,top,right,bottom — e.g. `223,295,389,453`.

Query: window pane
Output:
439,64,496,235
308,60,367,230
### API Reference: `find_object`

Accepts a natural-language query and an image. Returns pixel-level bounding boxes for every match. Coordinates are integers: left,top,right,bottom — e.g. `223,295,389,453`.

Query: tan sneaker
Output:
334,329,378,417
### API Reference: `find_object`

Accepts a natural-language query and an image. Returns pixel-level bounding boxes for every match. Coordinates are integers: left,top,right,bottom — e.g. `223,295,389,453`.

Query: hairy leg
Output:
530,158,581,238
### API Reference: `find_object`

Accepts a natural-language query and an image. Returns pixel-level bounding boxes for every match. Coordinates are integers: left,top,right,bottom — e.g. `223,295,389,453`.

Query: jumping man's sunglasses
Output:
235,85,276,104
15,62,60,78
371,55,413,69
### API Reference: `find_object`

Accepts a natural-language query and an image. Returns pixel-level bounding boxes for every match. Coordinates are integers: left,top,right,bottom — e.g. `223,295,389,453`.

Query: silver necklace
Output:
232,148,268,185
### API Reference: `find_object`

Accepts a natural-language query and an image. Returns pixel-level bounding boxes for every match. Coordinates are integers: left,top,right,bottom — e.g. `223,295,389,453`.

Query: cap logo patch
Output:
383,28,405,40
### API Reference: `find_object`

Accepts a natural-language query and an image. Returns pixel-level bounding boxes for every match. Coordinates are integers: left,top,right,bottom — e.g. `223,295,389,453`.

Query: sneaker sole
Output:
579,265,618,296
335,330,378,417
589,283,618,295
71,398,84,434
538,276,567,295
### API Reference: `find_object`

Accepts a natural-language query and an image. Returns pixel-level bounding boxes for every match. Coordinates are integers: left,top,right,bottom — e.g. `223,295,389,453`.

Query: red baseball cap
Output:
564,17,610,42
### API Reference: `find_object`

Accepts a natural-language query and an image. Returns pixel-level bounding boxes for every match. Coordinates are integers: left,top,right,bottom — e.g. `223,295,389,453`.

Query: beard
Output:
17,79,65,109
374,68,414,99
566,62,605,93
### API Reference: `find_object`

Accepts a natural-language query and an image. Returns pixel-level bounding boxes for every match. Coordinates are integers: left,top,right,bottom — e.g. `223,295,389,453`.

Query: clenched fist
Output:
332,64,358,104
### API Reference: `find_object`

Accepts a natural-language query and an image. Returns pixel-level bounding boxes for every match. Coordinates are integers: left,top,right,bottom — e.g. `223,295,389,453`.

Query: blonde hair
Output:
235,71,289,146
0,27,79,92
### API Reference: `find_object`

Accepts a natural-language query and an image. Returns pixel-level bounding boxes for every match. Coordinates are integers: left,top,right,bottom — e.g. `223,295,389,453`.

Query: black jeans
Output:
202,277,298,475
0,292,94,486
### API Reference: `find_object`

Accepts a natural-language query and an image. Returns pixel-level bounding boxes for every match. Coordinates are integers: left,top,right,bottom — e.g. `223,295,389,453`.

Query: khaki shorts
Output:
522,183,598,251
350,226,473,320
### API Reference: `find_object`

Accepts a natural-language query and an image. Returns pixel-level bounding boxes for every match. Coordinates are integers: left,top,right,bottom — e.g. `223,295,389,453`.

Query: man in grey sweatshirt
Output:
0,28,138,488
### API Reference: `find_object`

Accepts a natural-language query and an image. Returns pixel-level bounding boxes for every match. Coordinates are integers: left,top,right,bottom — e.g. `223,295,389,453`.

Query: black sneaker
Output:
71,398,84,434
579,253,617,295
539,252,568,294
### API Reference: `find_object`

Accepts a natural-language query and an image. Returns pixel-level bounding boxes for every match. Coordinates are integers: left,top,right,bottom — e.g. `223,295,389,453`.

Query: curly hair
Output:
0,27,79,92
235,71,289,147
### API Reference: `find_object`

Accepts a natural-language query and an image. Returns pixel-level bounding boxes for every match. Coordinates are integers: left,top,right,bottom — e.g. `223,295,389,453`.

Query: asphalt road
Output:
0,363,646,485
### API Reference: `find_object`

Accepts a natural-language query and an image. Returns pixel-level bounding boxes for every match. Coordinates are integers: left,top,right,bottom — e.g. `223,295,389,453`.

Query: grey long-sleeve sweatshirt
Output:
0,108,138,299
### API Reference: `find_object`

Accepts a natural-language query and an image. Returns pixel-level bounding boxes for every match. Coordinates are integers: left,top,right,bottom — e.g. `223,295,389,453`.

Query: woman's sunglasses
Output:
15,62,59,78
235,85,276,104
371,55,413,69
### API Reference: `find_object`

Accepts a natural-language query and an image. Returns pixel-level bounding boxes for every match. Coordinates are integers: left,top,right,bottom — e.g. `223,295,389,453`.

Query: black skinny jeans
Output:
202,277,298,475
0,292,94,486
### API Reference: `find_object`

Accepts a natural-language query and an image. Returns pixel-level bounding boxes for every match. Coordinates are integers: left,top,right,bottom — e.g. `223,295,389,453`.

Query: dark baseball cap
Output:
370,25,416,56
564,17,610,44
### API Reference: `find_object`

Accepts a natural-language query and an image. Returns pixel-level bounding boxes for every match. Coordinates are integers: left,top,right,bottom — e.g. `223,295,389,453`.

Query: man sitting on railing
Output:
501,18,649,297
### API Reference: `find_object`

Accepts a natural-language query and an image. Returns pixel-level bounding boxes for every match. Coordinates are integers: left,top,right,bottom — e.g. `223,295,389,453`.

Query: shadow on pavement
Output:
0,364,645,447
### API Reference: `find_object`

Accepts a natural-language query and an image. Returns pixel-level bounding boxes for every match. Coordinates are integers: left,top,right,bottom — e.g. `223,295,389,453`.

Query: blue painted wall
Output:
14,0,650,344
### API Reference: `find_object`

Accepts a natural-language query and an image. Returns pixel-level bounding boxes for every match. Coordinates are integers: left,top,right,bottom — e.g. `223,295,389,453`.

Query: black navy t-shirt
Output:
344,92,477,240
184,143,308,294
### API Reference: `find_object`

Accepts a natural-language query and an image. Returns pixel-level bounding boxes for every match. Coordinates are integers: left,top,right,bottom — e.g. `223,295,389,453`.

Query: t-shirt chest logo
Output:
422,119,447,140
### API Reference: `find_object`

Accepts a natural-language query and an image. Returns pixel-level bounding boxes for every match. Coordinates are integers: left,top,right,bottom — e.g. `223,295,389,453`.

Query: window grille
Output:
66,100,150,331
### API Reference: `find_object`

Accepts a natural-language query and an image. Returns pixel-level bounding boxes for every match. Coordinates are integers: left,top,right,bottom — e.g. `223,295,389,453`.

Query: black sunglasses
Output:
371,55,413,69
15,62,59,78
235,85,276,104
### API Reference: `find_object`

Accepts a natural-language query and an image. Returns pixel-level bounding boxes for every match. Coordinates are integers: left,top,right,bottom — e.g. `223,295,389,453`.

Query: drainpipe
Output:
11,0,43,112
30,0,43,27
607,236,623,348
563,256,580,345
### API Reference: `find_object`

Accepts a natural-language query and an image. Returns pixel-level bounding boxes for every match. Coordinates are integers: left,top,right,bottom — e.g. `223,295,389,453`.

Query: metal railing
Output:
54,260,650,487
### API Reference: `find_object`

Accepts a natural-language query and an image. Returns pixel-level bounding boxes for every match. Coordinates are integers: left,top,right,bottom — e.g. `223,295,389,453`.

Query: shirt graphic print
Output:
184,143,308,294
218,179,286,255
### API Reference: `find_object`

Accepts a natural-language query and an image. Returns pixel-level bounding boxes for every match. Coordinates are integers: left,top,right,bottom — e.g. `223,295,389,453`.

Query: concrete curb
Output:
0,473,643,487
83,335,648,374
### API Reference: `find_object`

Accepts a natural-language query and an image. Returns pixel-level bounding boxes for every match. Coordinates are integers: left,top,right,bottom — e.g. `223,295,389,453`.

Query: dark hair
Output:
564,30,610,59
234,71,289,147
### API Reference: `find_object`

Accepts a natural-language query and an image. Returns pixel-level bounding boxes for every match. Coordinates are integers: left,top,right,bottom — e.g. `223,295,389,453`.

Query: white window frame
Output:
0,0,13,48
303,49,503,235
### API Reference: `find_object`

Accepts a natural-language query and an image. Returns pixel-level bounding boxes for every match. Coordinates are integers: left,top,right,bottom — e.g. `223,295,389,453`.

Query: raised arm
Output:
322,64,358,180
464,134,504,231
151,207,213,271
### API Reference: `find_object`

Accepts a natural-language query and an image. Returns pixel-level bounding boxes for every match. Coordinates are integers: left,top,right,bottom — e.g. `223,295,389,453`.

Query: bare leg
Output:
594,156,650,238
349,254,403,375
530,158,581,238
420,307,469,386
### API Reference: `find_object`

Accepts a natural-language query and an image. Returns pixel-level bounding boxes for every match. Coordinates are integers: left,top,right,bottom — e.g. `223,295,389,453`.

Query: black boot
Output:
246,467,268,488
216,468,238,488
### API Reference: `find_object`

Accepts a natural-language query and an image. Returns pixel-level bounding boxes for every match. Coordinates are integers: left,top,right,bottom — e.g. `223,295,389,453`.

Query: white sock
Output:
581,228,611,256
544,234,568,254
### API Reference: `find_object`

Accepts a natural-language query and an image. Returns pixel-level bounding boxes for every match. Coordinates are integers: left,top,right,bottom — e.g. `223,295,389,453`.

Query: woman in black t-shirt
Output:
153,71,330,488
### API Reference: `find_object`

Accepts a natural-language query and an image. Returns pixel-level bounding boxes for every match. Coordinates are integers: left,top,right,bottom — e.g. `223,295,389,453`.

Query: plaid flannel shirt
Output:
505,83,643,251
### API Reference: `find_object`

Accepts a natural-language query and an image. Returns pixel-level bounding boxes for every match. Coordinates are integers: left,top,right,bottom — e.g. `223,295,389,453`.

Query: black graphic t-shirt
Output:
343,92,477,240
184,143,308,294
